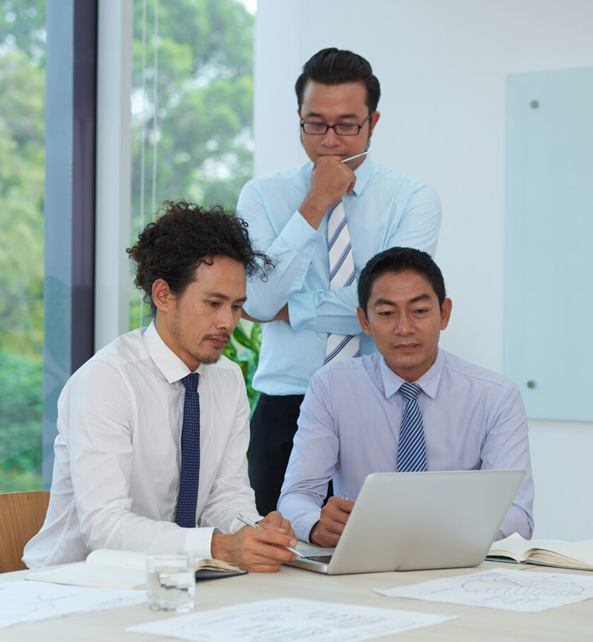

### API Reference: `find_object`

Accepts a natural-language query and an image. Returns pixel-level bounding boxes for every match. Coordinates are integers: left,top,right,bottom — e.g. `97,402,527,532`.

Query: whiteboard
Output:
504,67,593,422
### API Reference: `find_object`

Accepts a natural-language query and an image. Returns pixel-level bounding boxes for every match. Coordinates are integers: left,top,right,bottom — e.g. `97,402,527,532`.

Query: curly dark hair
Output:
127,200,274,316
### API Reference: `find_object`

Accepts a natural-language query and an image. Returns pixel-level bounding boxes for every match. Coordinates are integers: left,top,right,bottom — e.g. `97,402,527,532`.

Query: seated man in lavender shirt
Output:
278,247,534,547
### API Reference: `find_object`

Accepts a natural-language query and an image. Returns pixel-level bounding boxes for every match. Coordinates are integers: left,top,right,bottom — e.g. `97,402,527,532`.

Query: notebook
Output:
487,533,593,571
289,469,525,575
26,549,245,589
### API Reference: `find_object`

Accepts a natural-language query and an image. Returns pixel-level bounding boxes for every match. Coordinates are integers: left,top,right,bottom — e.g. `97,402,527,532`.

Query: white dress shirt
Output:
23,323,262,568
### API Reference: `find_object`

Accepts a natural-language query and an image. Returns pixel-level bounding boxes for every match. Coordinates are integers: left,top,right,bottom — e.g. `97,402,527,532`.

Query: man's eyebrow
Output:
372,293,433,307
303,111,359,119
372,297,395,308
204,291,247,303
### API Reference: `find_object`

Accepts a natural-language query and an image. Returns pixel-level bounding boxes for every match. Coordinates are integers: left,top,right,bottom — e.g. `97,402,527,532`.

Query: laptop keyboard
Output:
303,555,333,564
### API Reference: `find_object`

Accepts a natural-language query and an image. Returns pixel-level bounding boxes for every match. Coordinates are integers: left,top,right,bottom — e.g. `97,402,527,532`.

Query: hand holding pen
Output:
237,513,305,558
211,513,301,572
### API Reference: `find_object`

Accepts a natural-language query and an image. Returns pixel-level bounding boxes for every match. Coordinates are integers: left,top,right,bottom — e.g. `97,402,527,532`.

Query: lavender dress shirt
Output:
278,348,534,542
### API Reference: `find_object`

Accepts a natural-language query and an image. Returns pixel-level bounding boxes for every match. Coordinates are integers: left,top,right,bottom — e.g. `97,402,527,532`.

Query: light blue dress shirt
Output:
278,349,534,542
237,158,441,395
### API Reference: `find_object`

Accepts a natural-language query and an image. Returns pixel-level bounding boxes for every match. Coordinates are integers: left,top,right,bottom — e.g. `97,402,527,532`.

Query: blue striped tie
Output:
175,373,201,527
324,201,360,364
397,382,427,472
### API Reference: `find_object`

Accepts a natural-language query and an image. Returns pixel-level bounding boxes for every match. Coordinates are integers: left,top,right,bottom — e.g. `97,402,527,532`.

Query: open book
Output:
26,549,244,589
487,533,593,571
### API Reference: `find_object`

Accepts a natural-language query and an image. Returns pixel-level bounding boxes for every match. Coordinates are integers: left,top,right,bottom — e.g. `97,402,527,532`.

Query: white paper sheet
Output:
127,598,455,642
0,580,145,629
375,568,593,612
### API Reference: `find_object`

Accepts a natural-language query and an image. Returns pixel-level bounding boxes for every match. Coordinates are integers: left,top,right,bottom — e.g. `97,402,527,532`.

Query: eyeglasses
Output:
300,114,372,136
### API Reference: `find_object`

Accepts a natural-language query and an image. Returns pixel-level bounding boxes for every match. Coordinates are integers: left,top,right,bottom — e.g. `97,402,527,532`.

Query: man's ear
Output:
369,111,381,136
440,298,453,331
152,279,174,313
357,306,372,337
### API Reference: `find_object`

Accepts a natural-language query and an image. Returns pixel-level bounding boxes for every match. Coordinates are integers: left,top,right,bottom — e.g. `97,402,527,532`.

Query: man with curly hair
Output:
24,202,298,573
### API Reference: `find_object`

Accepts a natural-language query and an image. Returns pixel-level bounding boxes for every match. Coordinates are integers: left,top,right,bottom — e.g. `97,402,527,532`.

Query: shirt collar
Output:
349,156,374,196
379,347,444,400
143,321,203,384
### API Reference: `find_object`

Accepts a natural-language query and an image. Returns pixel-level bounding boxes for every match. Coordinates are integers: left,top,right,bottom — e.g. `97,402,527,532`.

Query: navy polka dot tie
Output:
175,373,201,528
396,382,427,472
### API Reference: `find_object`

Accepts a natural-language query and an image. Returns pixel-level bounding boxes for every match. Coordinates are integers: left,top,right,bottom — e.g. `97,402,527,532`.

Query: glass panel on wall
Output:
129,0,260,408
0,1,46,491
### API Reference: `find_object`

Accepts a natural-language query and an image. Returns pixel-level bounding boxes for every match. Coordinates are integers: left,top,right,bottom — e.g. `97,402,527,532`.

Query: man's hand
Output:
210,513,297,573
309,497,354,547
259,510,296,539
299,156,356,230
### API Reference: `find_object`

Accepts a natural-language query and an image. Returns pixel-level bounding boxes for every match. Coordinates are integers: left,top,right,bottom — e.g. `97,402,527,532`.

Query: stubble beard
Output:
170,309,224,367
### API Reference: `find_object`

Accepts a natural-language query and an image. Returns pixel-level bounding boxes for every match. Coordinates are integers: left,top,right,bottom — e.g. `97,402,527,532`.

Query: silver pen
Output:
341,151,370,164
236,513,305,558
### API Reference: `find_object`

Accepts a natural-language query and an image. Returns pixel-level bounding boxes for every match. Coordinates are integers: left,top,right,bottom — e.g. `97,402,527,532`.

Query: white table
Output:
1,562,592,641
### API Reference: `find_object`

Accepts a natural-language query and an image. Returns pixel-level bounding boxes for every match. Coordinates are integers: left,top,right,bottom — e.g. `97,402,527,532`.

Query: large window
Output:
0,1,261,493
0,1,46,491
128,0,260,408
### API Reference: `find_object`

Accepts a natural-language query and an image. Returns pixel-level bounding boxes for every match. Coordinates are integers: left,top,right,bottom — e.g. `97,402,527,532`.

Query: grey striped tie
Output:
324,201,360,364
397,382,427,472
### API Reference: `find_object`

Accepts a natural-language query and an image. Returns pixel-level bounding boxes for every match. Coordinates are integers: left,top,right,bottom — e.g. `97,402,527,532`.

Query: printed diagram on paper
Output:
375,568,593,612
0,581,144,629
128,598,456,642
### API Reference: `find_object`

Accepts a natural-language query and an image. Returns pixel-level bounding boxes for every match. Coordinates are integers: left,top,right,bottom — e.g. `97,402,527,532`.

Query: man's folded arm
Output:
278,371,339,541
238,182,322,320
288,284,362,335
480,382,535,540
283,185,443,334
240,183,441,331
68,360,214,559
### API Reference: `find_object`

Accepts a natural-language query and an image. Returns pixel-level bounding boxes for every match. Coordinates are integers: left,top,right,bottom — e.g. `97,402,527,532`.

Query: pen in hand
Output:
236,514,305,558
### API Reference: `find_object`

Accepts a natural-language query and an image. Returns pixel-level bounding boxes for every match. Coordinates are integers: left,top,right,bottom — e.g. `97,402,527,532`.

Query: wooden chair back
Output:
0,491,50,573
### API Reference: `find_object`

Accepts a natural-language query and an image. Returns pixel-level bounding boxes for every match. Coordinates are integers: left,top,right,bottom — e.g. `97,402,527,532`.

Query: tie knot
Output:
399,382,421,402
181,372,200,393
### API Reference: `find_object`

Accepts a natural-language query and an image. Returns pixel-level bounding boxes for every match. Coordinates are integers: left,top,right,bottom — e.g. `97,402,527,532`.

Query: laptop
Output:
288,469,525,575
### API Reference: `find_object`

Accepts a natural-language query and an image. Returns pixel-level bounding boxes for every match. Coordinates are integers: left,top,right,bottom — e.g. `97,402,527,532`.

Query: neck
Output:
154,315,200,371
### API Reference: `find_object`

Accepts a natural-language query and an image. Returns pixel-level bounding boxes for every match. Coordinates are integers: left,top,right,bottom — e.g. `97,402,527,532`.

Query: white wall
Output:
255,0,593,539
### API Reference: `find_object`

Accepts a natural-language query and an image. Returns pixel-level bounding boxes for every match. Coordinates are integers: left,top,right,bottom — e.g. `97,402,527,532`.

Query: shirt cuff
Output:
294,511,322,543
288,290,318,332
183,527,215,559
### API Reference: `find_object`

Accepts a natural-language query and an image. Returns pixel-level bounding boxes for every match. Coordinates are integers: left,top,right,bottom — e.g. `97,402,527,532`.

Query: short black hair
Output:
358,247,446,315
127,200,274,316
295,48,381,113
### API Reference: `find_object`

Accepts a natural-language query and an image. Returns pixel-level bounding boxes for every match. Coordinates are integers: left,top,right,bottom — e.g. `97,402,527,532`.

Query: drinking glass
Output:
146,553,195,612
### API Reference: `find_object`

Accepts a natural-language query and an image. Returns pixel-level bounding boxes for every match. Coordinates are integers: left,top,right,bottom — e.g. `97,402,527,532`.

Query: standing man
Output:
24,202,297,573
238,48,442,514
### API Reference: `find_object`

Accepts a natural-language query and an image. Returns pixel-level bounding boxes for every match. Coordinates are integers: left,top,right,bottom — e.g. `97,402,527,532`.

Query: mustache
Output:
204,333,231,342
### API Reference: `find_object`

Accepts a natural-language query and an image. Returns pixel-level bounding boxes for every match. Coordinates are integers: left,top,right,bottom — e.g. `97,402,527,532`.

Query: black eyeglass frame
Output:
300,113,373,136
